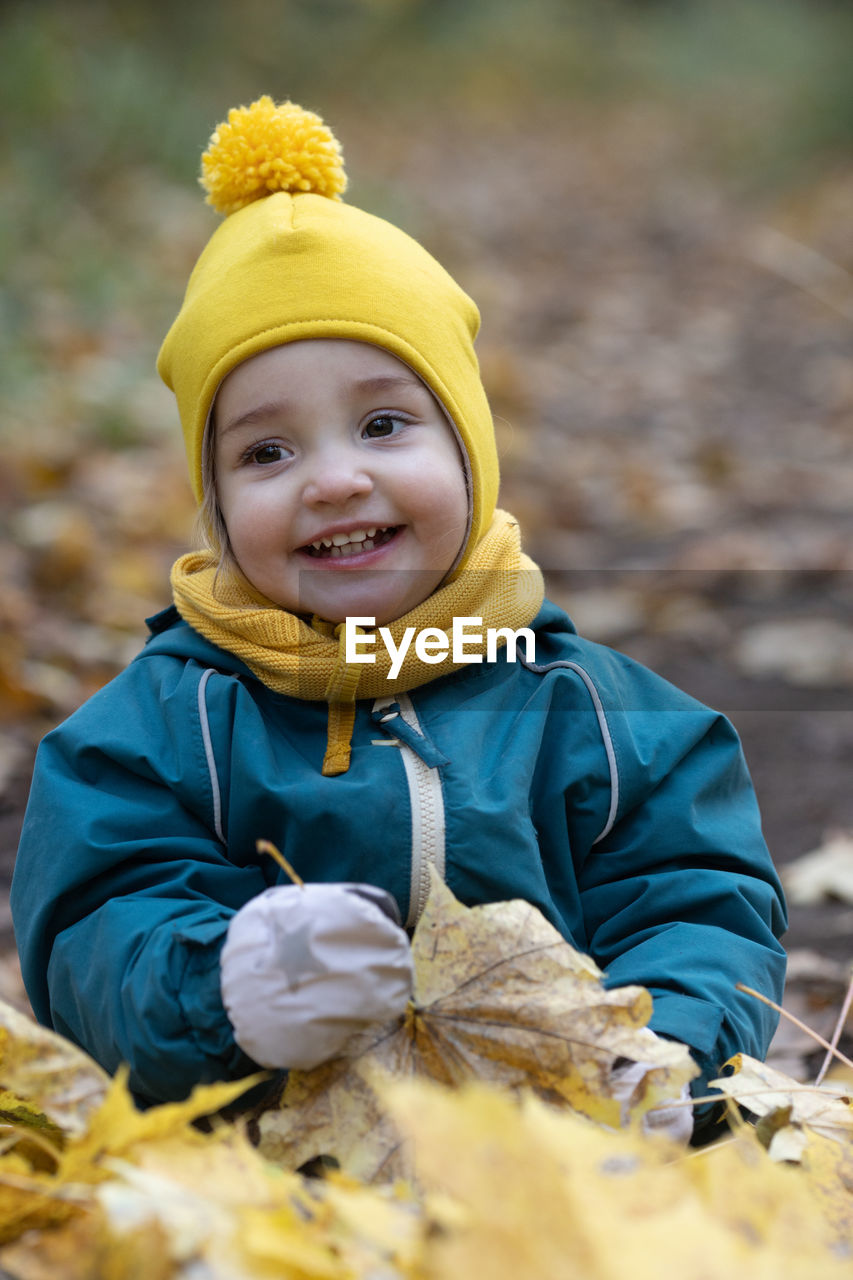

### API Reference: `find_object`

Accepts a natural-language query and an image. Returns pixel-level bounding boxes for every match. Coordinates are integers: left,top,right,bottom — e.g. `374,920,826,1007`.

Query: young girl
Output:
11,97,786,1140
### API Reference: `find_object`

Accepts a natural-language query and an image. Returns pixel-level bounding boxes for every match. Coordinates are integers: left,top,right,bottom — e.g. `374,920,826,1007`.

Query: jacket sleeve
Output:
573,658,787,1129
11,656,268,1105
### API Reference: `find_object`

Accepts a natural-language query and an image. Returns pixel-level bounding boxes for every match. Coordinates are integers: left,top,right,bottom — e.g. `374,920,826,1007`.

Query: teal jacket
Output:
12,600,786,1123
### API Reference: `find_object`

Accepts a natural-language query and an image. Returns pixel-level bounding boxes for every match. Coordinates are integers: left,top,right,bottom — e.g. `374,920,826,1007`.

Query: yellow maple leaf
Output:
57,1066,267,1184
92,1109,421,1277
257,874,696,1181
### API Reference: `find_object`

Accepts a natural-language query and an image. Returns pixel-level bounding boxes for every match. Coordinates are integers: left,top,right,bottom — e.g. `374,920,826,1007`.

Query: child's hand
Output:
611,1058,694,1144
219,883,413,1070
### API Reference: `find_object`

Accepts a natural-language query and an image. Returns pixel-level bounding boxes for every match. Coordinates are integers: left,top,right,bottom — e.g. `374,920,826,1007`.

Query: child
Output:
11,97,786,1141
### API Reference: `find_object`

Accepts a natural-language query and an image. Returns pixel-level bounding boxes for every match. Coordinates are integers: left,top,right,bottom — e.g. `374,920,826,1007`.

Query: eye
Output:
247,442,288,465
362,414,405,439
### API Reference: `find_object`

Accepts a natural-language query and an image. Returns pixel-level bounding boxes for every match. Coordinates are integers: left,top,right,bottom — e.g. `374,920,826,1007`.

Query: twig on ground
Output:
814,967,853,1087
737,982,853,1074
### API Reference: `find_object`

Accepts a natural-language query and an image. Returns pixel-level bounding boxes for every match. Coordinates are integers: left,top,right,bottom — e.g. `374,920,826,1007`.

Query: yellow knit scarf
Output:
171,509,544,775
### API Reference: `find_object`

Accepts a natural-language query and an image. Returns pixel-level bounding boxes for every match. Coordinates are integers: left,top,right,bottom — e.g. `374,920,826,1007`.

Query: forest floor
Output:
2,102,852,1081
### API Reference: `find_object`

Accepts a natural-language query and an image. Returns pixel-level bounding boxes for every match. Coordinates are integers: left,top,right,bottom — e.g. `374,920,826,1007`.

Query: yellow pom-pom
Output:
200,95,347,216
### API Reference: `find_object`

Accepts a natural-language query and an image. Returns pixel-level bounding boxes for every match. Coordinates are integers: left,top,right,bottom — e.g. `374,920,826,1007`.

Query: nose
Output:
301,445,374,508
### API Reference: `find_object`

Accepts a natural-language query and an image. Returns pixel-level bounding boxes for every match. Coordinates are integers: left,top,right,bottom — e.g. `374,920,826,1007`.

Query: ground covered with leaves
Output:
0,882,851,1277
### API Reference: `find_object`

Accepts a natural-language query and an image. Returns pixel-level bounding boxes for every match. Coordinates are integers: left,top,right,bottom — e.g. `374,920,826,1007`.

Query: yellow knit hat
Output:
157,96,499,563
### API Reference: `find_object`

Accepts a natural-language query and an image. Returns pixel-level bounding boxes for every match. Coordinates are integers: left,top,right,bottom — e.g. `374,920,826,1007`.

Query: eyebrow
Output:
218,373,427,437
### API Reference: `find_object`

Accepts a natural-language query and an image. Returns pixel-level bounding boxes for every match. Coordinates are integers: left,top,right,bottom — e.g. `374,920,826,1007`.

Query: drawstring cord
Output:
320,620,365,776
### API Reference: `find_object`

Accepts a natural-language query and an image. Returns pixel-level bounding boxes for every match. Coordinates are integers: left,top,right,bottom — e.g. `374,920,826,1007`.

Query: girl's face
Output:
213,339,469,624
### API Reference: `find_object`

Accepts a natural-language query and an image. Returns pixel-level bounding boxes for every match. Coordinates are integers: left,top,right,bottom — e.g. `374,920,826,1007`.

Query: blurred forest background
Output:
2,0,853,1076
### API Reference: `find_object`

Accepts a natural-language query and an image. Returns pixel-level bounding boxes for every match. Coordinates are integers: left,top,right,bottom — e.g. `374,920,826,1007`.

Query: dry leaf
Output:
0,996,850,1277
710,1052,853,1161
0,1001,109,1138
782,831,853,906
799,1131,853,1244
257,874,696,1181
733,618,853,687
96,1129,421,1279
381,1077,852,1280
0,1205,174,1280
0,1162,86,1248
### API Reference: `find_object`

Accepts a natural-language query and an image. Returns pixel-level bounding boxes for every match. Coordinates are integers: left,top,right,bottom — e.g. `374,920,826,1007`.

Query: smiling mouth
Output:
300,525,400,559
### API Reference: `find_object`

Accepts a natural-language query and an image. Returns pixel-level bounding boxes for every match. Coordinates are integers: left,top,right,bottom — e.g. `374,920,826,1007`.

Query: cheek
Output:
434,457,470,535
221,472,283,524
406,465,467,529
218,488,279,564
420,466,469,568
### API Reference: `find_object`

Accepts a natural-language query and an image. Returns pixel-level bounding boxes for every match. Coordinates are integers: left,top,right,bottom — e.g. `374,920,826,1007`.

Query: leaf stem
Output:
256,839,304,887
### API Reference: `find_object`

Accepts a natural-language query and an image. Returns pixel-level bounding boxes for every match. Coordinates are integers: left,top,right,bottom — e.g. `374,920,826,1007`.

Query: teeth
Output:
332,529,369,546
310,527,388,553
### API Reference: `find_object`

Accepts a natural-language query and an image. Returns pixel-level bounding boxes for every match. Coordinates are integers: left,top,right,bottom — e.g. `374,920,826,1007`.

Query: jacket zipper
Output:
373,693,446,929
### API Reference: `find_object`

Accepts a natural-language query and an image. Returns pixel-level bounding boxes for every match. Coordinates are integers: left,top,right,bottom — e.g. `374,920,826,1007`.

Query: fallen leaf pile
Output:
0,883,850,1276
